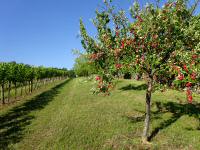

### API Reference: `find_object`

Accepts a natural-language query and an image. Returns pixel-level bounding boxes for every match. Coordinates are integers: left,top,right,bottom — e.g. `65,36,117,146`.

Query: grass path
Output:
0,78,200,150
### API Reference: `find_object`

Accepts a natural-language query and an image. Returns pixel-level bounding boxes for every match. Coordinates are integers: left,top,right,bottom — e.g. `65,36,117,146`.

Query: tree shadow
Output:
126,115,145,123
148,101,200,141
119,84,147,91
0,80,70,149
124,101,200,141
125,113,161,124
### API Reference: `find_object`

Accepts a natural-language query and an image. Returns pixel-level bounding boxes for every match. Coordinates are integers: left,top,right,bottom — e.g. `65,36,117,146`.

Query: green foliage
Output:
0,62,68,84
73,54,96,77
67,69,76,78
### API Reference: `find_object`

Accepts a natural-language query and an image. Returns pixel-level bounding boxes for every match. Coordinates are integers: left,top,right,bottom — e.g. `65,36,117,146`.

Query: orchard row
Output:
0,62,68,104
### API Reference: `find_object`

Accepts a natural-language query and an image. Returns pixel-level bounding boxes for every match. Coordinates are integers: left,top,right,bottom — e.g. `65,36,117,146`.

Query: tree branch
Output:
190,0,200,16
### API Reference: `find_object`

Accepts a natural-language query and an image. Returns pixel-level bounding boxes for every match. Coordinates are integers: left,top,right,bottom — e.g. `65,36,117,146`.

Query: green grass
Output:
0,78,200,150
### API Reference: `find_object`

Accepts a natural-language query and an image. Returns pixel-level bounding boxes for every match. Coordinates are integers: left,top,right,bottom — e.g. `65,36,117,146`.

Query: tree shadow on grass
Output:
0,80,70,149
119,84,147,91
148,101,200,141
124,101,200,141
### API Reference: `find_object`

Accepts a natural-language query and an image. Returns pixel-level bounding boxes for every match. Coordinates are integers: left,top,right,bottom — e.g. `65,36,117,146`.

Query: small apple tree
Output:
79,0,199,142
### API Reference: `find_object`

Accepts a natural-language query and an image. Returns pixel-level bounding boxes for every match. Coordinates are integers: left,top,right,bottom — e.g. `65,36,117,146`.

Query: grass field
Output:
0,78,200,150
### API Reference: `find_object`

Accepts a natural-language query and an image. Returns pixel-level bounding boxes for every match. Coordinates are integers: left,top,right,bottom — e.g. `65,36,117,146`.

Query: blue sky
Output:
0,0,199,69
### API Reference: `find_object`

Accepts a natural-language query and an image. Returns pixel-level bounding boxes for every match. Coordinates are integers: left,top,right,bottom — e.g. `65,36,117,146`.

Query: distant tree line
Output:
73,54,97,77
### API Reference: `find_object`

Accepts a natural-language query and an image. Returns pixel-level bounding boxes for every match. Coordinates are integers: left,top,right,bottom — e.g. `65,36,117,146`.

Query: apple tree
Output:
79,0,199,142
